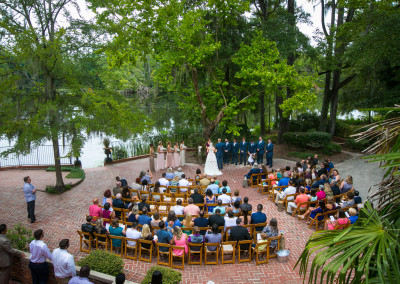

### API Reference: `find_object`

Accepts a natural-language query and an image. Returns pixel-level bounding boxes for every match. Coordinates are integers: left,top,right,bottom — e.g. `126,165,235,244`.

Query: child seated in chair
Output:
252,233,268,251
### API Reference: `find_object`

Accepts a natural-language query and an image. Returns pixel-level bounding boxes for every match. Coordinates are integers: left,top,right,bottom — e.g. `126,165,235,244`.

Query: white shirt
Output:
52,248,76,278
281,186,297,201
158,178,169,189
218,194,231,204
173,205,184,215
125,228,141,246
68,276,93,284
29,240,52,263
224,217,237,232
178,179,189,189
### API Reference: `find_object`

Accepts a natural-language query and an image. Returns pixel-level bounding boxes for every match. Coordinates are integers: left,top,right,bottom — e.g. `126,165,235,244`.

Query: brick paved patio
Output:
0,158,313,284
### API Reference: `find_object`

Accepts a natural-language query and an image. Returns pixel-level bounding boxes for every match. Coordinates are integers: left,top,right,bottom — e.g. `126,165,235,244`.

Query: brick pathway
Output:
0,158,313,284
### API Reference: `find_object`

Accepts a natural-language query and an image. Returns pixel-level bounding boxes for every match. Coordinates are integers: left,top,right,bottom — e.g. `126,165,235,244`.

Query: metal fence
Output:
0,145,73,167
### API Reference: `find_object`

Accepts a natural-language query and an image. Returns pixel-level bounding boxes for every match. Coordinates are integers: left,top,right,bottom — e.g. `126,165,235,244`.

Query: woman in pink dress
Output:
172,226,188,256
173,142,180,168
156,141,165,171
166,141,173,168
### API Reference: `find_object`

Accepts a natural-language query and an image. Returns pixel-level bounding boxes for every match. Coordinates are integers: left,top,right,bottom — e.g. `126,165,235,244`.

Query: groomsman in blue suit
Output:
266,139,274,167
223,138,231,165
256,136,265,164
215,138,224,170
239,137,247,165
231,138,239,165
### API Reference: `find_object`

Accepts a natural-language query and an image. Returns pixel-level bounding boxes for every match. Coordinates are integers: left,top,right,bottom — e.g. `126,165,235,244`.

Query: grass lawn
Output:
46,166,85,179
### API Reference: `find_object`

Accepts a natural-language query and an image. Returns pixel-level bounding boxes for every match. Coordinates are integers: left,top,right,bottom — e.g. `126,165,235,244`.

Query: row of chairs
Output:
77,229,282,270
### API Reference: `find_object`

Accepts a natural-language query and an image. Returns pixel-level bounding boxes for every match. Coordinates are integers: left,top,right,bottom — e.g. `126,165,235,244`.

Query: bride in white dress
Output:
204,142,222,176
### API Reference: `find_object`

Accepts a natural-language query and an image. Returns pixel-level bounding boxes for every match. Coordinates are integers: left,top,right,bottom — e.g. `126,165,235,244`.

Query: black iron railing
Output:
0,145,73,167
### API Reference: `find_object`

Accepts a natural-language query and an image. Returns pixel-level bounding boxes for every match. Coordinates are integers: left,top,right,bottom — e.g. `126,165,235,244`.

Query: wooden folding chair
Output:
269,185,286,201
250,174,260,189
188,243,203,265
109,235,124,257
124,237,138,260
93,232,108,251
221,241,236,264
265,236,281,262
237,240,253,263
253,223,267,241
283,194,298,210
204,243,220,265
252,241,269,265
291,201,310,217
138,239,153,263
77,230,92,253
171,246,185,270
156,243,171,267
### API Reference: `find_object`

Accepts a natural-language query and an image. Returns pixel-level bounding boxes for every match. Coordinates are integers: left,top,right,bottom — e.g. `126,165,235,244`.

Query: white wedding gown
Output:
204,146,222,176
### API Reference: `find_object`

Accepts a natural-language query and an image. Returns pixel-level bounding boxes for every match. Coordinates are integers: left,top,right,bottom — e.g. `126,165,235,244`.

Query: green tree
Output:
0,0,147,191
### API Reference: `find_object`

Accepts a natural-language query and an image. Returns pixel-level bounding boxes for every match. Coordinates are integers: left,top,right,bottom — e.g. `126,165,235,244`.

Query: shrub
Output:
141,266,182,284
76,250,123,276
288,152,315,160
345,138,370,151
283,132,331,149
6,223,34,251
289,113,320,132
322,143,342,155
112,145,129,160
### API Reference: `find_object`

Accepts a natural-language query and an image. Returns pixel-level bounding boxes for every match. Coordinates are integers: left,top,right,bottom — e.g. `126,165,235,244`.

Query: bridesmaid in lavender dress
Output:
156,141,165,171
173,142,180,168
166,141,173,168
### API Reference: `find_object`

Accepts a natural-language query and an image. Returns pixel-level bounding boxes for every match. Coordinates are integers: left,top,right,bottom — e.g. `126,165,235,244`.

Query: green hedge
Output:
345,138,370,151
6,223,34,251
322,143,342,155
283,132,331,148
76,250,123,276
141,266,182,284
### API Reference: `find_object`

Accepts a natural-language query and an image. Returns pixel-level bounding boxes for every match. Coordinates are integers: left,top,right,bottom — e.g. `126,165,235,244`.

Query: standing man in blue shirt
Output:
23,176,38,223
231,138,239,165
215,138,224,170
266,139,274,167
223,138,231,165
256,137,265,164
239,137,247,165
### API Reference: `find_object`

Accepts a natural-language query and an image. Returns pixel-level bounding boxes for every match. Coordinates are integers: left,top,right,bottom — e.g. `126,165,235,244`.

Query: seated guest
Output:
308,188,318,203
190,188,204,204
138,207,152,226
68,265,93,284
316,185,326,200
116,176,128,188
252,232,269,250
112,193,126,219
276,168,283,179
311,168,317,180
102,190,112,205
184,198,200,216
140,224,153,246
152,182,161,202
285,165,292,177
125,222,141,246
326,159,334,171
312,154,319,167
325,210,350,230
317,162,328,177
312,174,328,189
324,183,334,199
227,200,241,214
199,176,211,187
109,219,125,248
127,196,139,211
330,180,341,203
276,172,290,189
94,218,108,240
166,167,175,179
239,197,252,212
102,203,113,223
262,218,279,248
140,170,153,184
348,208,358,224
121,186,131,205
174,167,185,178
169,176,180,188
212,200,226,215
138,196,151,212
205,223,222,251
151,212,162,230
242,208,251,225
81,215,95,239
354,190,362,204
182,213,194,235
268,169,278,186
217,188,231,204
178,174,189,190
208,209,225,227
157,221,173,252
140,180,150,196
131,177,142,191
194,169,203,183
206,179,220,195
205,189,216,213
218,180,231,193
251,204,267,231
89,198,102,219
304,169,312,180
188,226,204,251
173,199,185,216
287,187,308,214
231,190,242,203
275,180,296,203
340,175,354,193
194,211,209,235
229,218,252,251
113,181,123,196
340,192,355,209
127,205,139,227
158,173,169,192
245,163,261,181
296,162,303,173
167,211,181,228
290,172,300,188
299,200,327,223
224,211,237,233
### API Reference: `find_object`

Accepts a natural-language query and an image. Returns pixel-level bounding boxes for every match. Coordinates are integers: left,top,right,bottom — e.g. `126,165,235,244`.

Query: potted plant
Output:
103,137,113,163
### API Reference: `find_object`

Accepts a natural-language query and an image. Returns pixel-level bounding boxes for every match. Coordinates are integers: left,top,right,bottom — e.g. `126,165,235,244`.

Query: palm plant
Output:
295,106,400,284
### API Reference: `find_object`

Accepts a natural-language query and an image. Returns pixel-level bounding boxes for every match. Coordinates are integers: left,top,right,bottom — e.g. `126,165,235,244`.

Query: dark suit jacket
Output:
239,142,247,153
138,202,151,212
249,143,256,154
0,234,20,267
266,143,273,156
231,142,239,154
257,140,265,154
229,226,252,250
224,142,231,152
245,168,261,179
208,214,225,227
215,142,224,157
190,193,204,204
81,223,95,239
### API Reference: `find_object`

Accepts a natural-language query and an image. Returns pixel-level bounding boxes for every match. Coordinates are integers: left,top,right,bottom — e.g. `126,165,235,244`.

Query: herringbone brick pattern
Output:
0,158,312,283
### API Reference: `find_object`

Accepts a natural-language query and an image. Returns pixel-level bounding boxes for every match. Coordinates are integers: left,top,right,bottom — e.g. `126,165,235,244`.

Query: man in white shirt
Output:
158,173,169,193
125,222,141,246
52,239,76,284
68,265,93,284
29,229,52,284
217,188,231,204
178,174,189,192
173,199,185,216
275,180,297,203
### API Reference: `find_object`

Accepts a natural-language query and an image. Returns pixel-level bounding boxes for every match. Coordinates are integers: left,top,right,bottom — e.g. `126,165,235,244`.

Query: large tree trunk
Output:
52,136,64,191
260,92,266,136
319,73,331,131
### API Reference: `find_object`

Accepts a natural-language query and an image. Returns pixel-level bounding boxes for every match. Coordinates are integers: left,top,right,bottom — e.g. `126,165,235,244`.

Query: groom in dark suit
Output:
215,139,224,170
223,138,231,165
256,136,265,164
